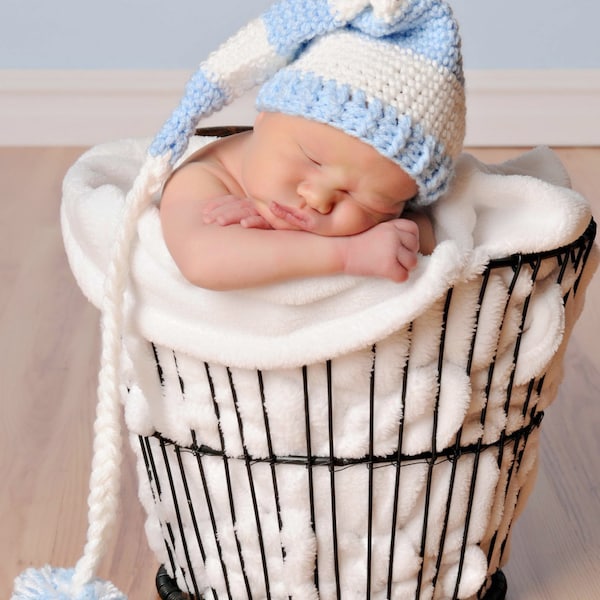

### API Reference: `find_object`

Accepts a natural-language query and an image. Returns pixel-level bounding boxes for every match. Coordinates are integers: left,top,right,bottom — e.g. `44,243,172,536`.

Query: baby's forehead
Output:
290,118,387,160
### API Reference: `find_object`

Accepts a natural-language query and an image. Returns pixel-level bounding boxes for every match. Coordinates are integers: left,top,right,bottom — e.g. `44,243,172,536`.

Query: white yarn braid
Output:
72,153,172,592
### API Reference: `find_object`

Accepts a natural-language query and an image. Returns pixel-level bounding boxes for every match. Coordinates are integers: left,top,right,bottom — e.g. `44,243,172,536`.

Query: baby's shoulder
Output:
183,131,239,163
168,132,249,198
187,130,249,171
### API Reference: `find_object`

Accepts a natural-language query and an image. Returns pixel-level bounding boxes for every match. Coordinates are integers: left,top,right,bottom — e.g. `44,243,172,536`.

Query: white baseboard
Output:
465,69,600,146
1,69,599,146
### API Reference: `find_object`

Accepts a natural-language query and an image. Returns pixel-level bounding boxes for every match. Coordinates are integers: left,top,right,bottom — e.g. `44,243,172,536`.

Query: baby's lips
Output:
269,201,314,230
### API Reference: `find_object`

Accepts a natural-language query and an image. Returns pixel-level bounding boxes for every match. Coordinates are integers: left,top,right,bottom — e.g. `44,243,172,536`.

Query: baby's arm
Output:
204,195,435,254
160,163,420,290
344,219,420,281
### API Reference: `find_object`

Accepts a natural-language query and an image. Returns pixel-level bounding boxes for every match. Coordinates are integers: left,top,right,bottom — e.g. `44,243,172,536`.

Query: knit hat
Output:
12,2,465,599
256,6,466,205
150,0,465,206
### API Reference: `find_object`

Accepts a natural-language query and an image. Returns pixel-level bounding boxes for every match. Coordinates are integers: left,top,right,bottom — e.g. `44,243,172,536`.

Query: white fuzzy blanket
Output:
61,139,591,371
61,138,597,600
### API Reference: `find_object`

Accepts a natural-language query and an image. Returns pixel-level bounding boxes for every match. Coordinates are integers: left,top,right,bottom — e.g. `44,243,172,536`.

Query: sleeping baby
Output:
159,0,466,290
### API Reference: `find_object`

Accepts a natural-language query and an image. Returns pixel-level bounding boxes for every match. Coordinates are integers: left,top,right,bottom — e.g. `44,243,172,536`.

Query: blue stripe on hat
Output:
262,0,342,59
351,2,463,82
149,68,227,161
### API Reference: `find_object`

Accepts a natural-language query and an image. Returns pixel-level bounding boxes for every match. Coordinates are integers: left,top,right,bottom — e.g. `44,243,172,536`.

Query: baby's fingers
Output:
202,196,258,226
391,219,420,253
202,195,240,213
395,243,419,273
240,215,272,229
203,210,242,225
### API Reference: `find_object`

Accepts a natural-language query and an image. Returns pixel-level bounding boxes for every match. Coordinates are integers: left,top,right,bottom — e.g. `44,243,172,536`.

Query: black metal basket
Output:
133,127,597,600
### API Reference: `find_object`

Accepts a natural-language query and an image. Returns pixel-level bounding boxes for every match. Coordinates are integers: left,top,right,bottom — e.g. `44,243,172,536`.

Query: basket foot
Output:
156,565,507,599
156,566,188,600
482,570,508,599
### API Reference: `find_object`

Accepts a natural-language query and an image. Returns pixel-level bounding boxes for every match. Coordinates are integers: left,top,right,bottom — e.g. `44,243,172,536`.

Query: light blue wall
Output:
451,0,599,69
1,0,598,69
0,0,272,69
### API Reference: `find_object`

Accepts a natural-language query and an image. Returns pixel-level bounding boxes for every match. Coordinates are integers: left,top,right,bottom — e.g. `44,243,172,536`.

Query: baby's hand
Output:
202,195,272,229
344,219,420,282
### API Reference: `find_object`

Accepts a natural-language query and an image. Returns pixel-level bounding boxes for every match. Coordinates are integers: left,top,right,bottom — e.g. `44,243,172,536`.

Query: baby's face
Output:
240,112,417,236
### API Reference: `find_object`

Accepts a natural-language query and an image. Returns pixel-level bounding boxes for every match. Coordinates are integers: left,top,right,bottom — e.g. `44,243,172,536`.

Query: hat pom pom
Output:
11,567,126,600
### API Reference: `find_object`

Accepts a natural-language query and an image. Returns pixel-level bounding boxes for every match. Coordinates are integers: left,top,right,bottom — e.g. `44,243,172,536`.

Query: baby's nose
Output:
297,181,336,214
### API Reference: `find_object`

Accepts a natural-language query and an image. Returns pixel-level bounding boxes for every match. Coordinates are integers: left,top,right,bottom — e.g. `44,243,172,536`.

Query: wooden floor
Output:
1,146,599,599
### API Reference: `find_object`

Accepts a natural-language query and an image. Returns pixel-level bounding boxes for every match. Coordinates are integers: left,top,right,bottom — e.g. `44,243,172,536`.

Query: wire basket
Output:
127,128,597,600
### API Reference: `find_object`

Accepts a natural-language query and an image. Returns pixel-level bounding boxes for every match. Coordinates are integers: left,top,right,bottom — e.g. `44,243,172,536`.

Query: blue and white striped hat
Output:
152,0,466,206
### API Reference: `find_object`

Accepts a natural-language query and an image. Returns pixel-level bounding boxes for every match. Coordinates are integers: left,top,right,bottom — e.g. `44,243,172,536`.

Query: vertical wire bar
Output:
555,249,571,287
139,436,179,580
462,260,493,554
482,259,540,576
453,259,526,600
415,434,435,595
151,342,165,384
458,373,508,591
451,444,481,599
432,449,459,594
484,377,536,576
572,224,596,294
172,351,219,600
456,259,523,600
148,436,191,596
173,350,186,396
227,367,272,600
205,363,253,599
415,288,453,599
326,360,341,599
174,443,220,600
452,274,522,600
492,255,558,570
302,365,319,593
568,222,593,278
191,368,233,599
496,257,542,460
562,229,593,304
450,267,493,600
434,270,491,595
257,371,291,600
431,431,463,594
153,348,198,597
159,437,201,598
190,430,233,600
148,344,190,592
386,325,411,600
366,346,377,599
497,422,539,566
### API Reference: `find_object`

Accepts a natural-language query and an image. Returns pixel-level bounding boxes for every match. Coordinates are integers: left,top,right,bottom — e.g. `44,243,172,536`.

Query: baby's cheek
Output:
321,206,375,237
